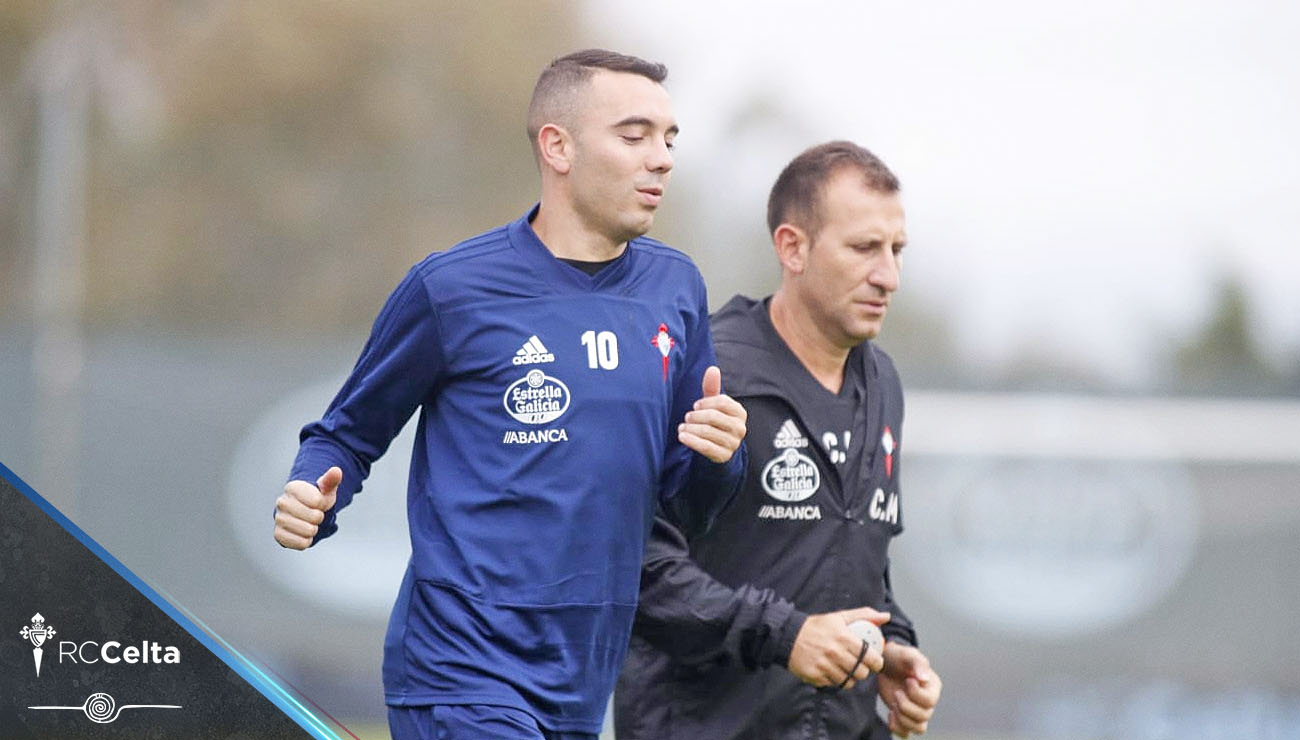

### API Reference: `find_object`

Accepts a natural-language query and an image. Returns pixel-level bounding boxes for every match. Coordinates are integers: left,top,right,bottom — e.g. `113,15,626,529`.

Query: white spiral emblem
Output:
30,692,181,723
83,692,116,723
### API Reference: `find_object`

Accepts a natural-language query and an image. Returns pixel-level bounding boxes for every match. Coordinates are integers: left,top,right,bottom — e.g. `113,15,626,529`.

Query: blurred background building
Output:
2,2,1298,738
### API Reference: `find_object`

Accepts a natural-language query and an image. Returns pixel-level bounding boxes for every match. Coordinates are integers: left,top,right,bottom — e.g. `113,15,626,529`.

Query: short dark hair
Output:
527,49,668,155
766,141,900,238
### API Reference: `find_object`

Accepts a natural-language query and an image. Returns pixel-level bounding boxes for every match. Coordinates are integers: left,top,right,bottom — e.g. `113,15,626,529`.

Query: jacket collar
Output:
711,294,878,400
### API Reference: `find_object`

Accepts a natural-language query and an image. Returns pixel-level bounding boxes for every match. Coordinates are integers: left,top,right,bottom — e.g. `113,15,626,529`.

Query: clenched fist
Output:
787,606,890,691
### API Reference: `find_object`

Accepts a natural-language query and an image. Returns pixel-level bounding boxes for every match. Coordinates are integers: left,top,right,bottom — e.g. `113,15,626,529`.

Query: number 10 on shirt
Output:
581,330,620,370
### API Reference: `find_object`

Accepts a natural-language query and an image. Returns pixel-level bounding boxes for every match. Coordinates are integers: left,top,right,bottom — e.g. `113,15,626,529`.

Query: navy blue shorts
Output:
387,704,599,740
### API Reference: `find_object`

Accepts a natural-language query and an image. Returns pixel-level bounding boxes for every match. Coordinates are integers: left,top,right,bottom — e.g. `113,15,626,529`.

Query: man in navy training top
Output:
616,141,942,739
272,49,747,740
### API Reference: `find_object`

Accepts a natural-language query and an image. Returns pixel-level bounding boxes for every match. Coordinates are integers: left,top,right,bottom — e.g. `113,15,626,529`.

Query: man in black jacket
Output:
615,141,942,739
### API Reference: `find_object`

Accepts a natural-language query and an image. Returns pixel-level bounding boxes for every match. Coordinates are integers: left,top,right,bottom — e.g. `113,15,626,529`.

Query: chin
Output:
616,216,655,242
848,323,882,342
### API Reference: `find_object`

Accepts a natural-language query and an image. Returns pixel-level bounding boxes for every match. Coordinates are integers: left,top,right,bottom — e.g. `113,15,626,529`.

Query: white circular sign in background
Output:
226,378,412,620
898,457,1199,638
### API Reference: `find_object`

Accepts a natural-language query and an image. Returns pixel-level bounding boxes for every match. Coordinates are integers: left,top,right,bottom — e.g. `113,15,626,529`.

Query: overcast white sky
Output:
584,0,1300,384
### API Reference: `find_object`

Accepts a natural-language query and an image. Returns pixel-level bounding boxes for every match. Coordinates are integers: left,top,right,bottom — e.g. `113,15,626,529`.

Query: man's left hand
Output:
878,642,942,737
678,365,747,463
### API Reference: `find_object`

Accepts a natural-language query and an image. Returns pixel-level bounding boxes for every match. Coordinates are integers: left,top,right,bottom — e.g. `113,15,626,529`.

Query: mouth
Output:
857,299,889,315
636,185,664,207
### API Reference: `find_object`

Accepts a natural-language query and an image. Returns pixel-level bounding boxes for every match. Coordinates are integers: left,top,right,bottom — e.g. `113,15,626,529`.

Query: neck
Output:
769,288,853,394
531,197,627,262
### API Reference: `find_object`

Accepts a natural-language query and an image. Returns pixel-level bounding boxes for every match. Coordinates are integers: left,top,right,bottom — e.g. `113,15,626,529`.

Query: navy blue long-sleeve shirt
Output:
288,207,745,733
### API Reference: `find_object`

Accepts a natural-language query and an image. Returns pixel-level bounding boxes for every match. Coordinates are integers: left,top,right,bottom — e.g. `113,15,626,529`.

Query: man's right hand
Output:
273,467,341,550
787,606,890,690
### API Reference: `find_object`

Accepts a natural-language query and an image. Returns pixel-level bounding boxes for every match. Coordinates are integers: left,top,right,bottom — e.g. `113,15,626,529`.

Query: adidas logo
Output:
773,418,808,449
512,335,556,366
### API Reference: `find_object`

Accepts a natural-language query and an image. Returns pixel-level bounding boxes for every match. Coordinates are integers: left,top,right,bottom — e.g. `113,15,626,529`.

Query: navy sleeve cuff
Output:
776,608,810,668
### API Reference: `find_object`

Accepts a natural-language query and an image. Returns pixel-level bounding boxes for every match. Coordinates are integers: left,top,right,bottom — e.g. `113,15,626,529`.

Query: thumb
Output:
906,652,932,682
701,365,722,398
315,466,342,501
841,606,891,626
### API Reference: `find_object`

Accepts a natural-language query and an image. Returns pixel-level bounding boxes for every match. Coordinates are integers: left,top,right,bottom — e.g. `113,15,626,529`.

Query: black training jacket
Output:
615,294,916,740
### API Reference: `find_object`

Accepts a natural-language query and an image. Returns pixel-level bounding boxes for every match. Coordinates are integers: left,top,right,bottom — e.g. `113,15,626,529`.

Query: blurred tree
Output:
0,1,51,318
1170,276,1283,396
4,1,582,332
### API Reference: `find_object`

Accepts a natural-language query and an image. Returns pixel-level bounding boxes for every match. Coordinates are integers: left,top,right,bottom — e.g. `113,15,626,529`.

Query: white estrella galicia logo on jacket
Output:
772,419,809,449
512,335,555,366
761,447,821,503
503,369,570,425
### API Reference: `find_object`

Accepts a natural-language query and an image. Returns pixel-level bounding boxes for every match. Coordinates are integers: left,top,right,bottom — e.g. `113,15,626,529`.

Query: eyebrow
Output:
848,234,907,249
613,116,680,136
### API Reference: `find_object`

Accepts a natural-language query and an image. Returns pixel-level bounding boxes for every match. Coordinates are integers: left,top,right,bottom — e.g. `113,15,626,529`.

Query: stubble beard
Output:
601,205,656,246
572,189,655,249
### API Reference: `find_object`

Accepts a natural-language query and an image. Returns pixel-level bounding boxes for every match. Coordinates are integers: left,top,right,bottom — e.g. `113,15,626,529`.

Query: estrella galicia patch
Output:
761,448,821,502
503,369,571,425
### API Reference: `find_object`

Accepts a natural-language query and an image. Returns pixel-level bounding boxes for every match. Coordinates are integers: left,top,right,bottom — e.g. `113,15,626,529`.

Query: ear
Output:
772,223,810,275
536,123,573,175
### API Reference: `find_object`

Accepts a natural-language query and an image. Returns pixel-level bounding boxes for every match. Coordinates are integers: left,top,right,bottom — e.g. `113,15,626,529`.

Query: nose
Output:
646,137,674,174
868,253,900,293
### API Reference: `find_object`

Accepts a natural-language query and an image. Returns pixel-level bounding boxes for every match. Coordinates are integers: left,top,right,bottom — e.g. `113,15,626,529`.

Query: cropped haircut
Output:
766,141,900,238
527,49,668,157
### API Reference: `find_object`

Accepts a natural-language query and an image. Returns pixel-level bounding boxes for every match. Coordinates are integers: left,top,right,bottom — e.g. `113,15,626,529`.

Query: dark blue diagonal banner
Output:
0,460,348,739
